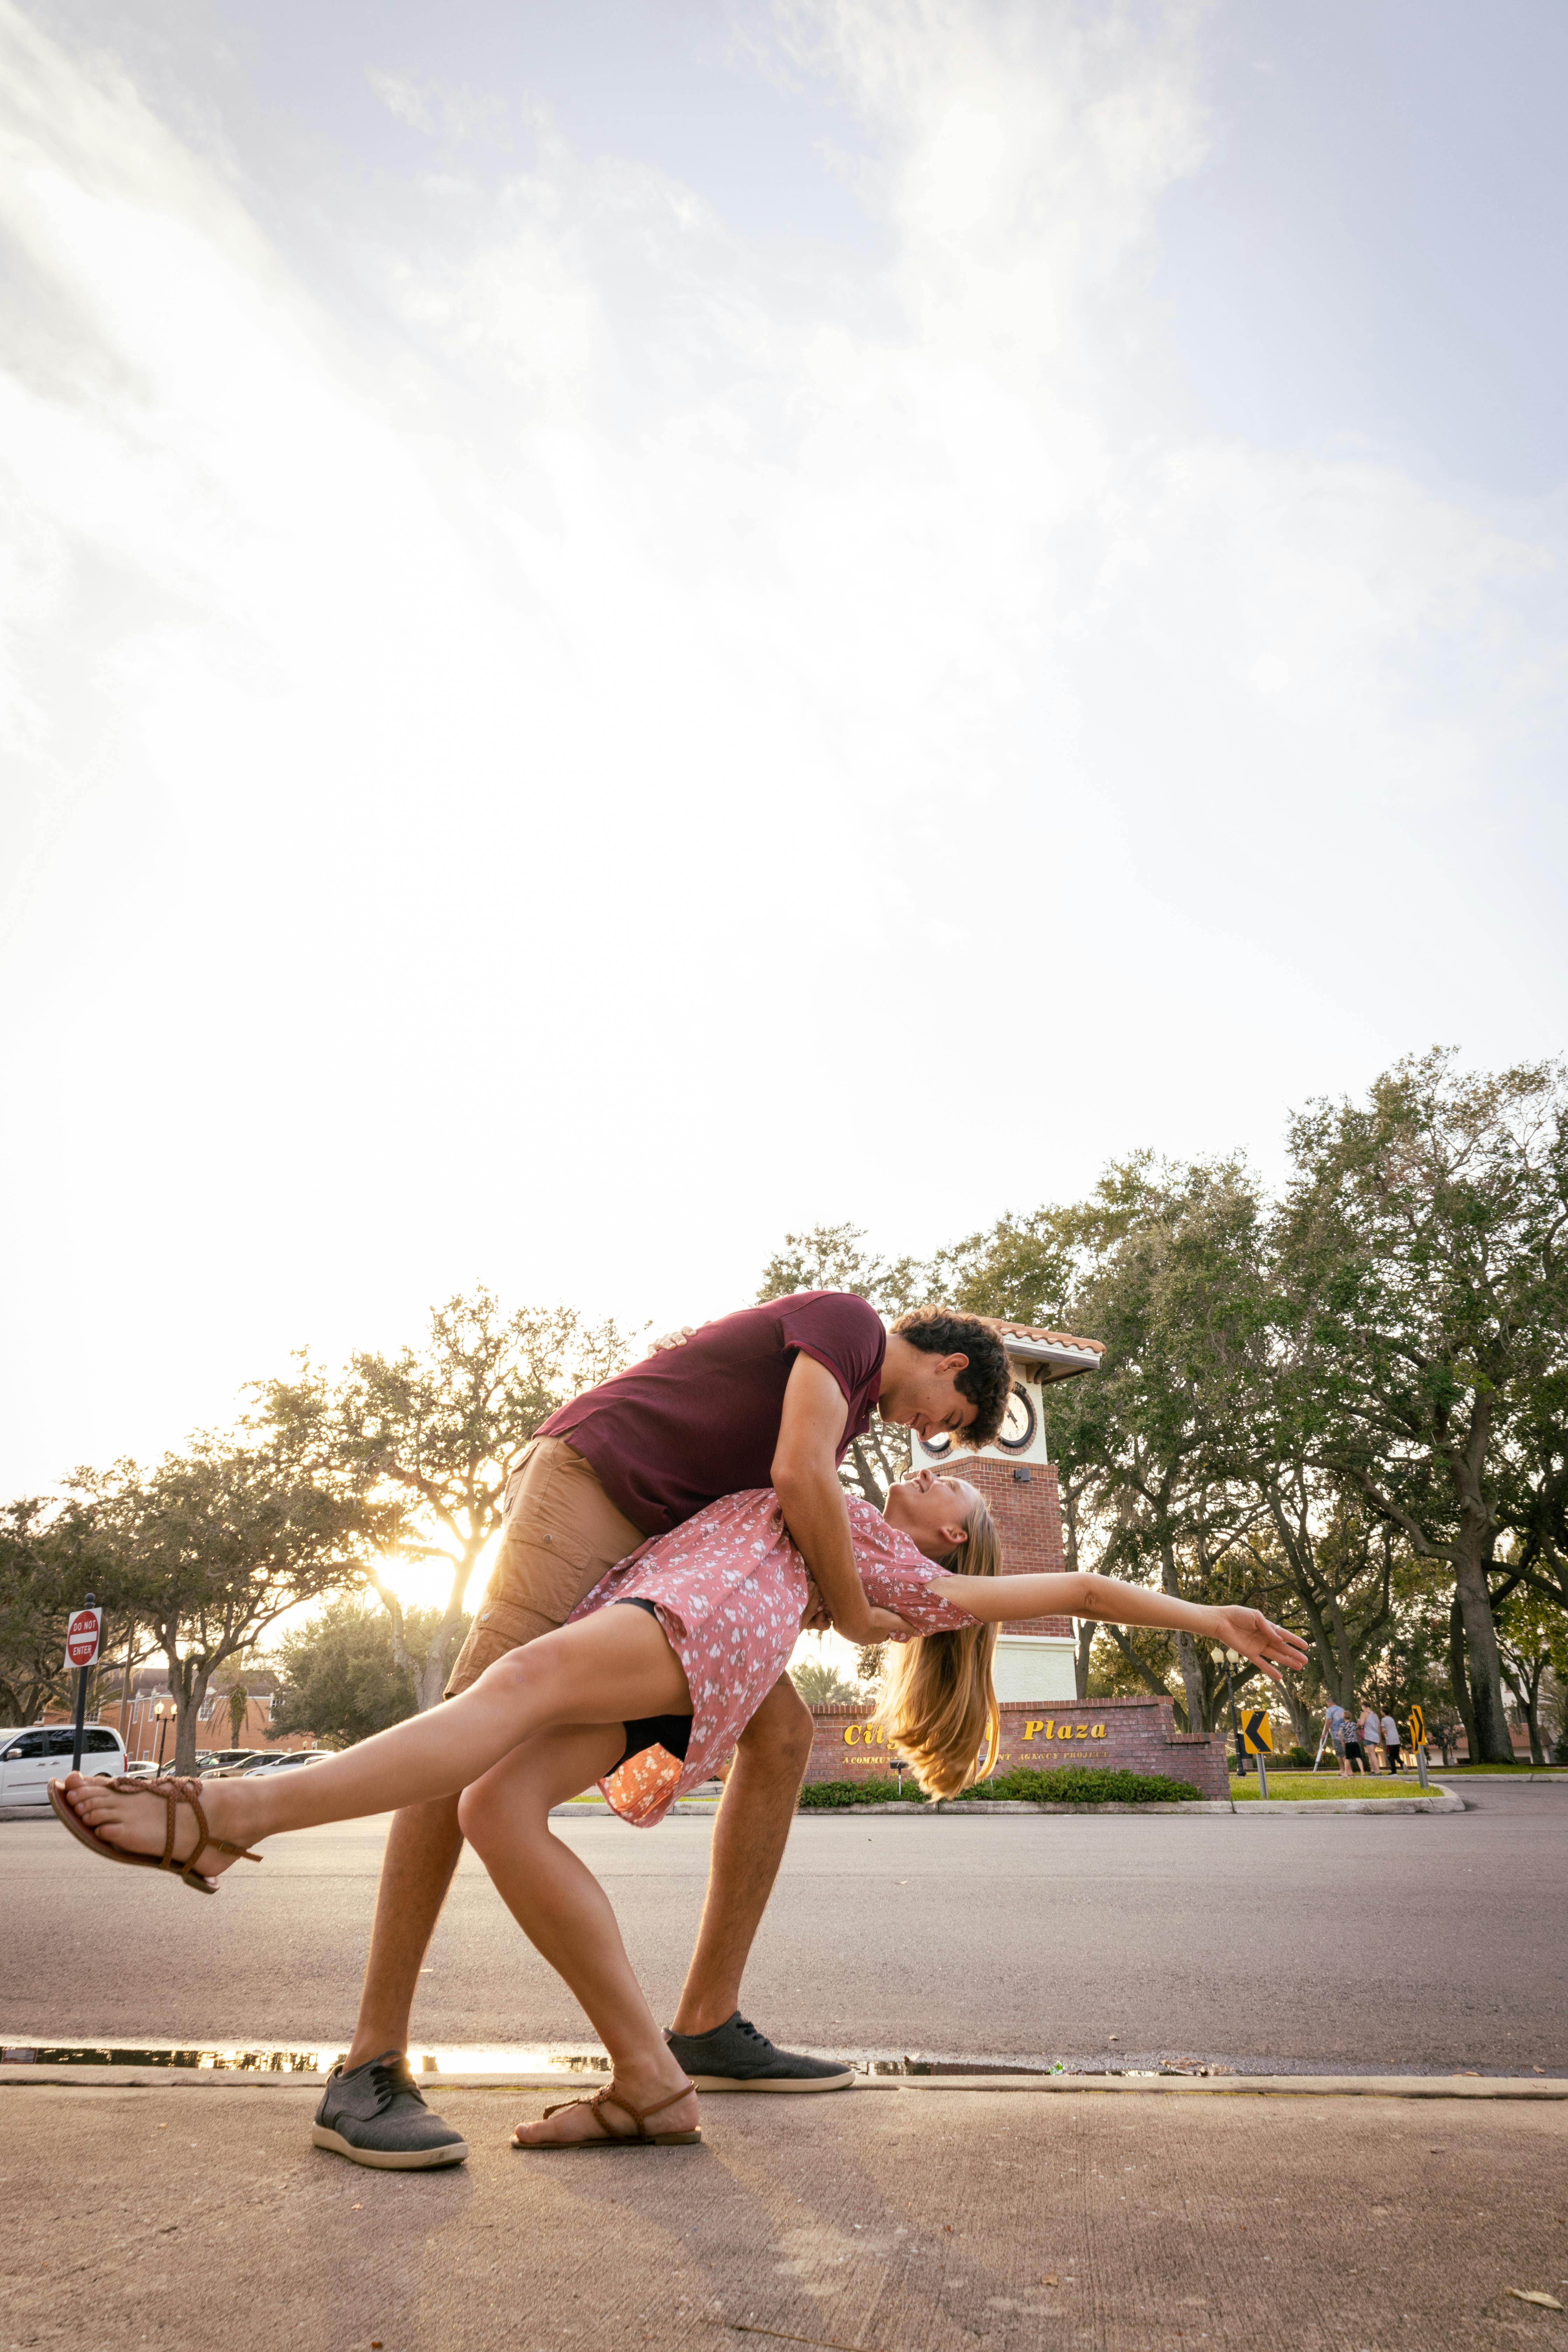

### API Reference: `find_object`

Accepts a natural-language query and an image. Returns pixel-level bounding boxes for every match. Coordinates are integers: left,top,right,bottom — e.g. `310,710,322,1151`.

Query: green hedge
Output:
797,1765,1203,1808
956,1764,1203,1804
798,1777,928,1808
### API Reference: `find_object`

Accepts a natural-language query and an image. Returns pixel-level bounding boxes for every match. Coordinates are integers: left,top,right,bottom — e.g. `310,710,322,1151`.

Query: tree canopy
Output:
252,1290,638,1709
68,1438,367,1775
268,1596,463,1747
3,1051,1562,1768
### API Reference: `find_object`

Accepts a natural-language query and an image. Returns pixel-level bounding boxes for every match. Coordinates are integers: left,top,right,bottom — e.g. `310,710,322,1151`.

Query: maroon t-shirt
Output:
540,1290,888,1537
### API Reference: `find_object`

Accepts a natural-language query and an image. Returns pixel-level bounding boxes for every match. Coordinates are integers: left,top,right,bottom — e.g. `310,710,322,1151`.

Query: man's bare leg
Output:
670,1674,812,2038
343,1795,464,2072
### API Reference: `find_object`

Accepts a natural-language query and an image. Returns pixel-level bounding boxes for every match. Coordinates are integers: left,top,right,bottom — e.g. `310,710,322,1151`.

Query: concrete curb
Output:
791,1786,1465,1816
547,1800,720,1817
0,2065,1559,2098
10,1788,1467,1831
1233,1787,1465,1814
1434,1771,1568,1782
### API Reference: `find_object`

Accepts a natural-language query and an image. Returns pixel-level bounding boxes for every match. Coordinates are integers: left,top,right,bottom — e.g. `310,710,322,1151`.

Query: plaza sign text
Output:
840,1719,1110,1747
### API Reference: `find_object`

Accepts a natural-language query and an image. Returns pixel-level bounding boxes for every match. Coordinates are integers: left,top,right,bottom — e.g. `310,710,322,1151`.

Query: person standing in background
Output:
1381,1710,1404,1773
1361,1703,1385,1772
1341,1704,1368,1775
1324,1701,1352,1776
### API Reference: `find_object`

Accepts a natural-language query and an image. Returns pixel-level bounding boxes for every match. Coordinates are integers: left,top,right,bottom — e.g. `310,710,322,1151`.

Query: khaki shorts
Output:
444,1436,645,1698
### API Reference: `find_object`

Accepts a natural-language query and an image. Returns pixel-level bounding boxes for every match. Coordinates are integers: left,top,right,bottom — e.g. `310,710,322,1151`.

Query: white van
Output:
0,1724,127,1805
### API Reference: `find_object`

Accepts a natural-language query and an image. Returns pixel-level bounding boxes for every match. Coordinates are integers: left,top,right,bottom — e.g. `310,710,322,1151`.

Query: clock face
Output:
914,1427,953,1460
995,1382,1037,1454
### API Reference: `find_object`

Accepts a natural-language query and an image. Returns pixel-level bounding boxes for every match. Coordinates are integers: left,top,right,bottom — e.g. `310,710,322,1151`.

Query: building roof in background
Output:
974,1319,1104,1380
113,1665,282,1697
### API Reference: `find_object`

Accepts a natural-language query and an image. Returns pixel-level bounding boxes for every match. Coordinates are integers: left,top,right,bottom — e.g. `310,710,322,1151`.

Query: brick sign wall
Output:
806,1693,1228,1799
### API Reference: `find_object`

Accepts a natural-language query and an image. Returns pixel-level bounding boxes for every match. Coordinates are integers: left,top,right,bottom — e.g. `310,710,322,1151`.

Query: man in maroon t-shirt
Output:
312,1295,1012,2169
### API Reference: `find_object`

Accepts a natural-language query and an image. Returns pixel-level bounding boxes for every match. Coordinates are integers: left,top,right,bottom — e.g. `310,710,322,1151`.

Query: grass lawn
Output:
1230,1771,1446,1801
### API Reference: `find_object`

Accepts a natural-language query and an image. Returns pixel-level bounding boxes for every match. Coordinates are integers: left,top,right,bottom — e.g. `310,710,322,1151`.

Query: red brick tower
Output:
910,1320,1102,1702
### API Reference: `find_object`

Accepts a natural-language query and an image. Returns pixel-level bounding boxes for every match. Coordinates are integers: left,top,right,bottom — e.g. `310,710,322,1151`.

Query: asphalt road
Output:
4,1782,1563,2072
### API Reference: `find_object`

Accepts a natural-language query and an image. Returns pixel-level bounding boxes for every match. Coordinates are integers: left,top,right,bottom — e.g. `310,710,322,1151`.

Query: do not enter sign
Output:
65,1608,101,1670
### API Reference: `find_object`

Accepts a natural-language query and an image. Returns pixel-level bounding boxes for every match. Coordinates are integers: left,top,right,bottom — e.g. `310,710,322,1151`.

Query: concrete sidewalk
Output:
4,2080,1564,2351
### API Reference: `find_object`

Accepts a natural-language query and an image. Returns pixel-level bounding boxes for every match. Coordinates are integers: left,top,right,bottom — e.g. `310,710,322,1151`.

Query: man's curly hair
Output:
890,1309,1014,1448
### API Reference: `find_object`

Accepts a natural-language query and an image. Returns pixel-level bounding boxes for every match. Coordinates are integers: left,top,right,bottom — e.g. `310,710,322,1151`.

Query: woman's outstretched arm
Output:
924,1568,1309,1686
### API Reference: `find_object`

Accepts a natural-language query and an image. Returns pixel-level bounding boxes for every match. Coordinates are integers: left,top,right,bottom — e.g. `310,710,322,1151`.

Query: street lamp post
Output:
1221,1648,1246,1776
154,1702,168,1774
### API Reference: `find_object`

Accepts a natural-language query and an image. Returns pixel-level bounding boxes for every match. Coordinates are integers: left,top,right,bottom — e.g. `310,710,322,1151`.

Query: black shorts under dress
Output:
611,1598,693,1768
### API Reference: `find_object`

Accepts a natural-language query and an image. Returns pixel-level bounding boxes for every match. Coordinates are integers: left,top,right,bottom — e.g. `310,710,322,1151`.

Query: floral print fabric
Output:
569,1488,977,1827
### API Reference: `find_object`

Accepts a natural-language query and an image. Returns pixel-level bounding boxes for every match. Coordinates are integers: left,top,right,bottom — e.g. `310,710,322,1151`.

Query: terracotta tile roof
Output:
972,1317,1104,1376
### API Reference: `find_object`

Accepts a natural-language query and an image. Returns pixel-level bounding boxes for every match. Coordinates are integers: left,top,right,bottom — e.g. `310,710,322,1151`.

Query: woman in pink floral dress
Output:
54,1470,1304,2153
571,1478,985,1828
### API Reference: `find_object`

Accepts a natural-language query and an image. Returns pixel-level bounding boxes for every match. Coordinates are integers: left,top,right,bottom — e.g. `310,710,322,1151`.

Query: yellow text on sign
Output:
1021,1722,1107,1742
842,1724,892,1746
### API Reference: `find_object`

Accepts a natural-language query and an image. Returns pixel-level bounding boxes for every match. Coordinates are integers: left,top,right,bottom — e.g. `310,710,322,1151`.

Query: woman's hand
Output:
1209,1606,1309,1686
835,1605,916,1644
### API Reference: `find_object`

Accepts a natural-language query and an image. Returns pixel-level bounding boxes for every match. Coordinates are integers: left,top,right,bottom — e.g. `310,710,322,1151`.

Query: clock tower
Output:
908,1318,1103,1701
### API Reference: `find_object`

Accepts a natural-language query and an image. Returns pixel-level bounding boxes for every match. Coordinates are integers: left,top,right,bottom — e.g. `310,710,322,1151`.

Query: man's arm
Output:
771,1355,911,1645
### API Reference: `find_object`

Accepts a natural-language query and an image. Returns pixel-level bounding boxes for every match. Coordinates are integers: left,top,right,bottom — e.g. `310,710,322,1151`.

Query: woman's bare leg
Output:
457,1727,700,2146
57,1608,689,1875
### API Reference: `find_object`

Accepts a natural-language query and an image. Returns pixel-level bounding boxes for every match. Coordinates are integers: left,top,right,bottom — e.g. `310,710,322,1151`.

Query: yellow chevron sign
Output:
1407,1704,1426,1749
1239,1709,1274,1754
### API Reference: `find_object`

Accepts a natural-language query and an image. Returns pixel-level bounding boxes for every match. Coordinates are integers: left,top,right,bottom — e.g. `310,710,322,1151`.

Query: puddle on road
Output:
0,2043,607,2075
0,2040,1234,2078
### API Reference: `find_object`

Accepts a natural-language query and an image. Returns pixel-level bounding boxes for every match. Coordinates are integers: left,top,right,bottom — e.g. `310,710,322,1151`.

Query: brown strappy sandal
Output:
513,2076,702,2150
48,1775,262,1895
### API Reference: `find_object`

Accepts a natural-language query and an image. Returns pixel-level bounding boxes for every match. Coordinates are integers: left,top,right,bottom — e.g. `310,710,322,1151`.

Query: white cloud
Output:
367,67,511,147
0,0,1561,1491
765,0,1215,367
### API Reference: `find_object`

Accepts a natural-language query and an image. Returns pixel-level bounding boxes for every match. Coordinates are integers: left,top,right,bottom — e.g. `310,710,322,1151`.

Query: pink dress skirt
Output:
568,1489,976,1826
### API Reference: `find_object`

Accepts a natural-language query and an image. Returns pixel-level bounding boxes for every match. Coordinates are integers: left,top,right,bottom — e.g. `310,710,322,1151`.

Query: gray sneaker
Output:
665,2012,853,2092
311,2051,469,2169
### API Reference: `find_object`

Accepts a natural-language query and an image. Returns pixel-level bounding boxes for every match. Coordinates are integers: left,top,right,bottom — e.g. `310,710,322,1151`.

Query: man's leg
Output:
343,1795,465,2072
316,1436,645,2164
666,1675,852,2091
309,1798,470,2170
671,1675,811,2036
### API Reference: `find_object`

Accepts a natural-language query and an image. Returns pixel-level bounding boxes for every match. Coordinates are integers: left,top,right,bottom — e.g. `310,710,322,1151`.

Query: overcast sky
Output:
3,0,1565,1505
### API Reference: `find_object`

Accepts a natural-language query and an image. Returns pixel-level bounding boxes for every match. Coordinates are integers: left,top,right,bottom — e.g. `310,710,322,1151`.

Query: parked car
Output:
239,1749,337,1774
0,1723,126,1805
199,1750,267,1778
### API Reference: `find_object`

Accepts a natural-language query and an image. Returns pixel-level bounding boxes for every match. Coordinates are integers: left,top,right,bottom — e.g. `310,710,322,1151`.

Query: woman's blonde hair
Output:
870,1489,1003,1801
